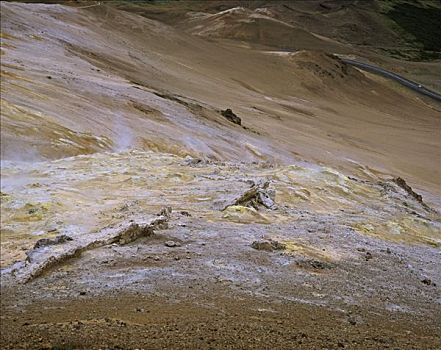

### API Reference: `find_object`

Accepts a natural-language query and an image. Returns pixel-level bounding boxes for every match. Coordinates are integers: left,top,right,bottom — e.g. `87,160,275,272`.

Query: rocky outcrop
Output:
15,209,171,283
223,181,276,211
221,109,241,125
392,177,433,212
33,235,73,249
251,239,286,251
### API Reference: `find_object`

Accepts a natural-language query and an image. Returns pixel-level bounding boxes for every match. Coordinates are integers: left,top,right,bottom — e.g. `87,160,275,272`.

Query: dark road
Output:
342,59,441,103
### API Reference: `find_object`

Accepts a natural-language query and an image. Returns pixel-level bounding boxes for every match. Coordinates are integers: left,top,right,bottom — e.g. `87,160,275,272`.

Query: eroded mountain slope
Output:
1,2,440,196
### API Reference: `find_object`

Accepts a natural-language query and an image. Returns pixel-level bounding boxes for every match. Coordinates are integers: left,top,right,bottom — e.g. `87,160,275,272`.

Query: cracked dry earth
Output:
1,151,441,349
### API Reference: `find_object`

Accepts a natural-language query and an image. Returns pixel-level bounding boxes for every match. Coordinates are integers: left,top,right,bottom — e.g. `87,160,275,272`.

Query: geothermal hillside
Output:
1,1,440,349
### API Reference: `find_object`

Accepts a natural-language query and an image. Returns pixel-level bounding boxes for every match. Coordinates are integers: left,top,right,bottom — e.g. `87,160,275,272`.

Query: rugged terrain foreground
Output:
1,1,441,349
2,152,440,349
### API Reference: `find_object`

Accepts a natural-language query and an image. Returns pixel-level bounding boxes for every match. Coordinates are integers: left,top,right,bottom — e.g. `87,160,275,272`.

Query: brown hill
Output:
1,1,440,195
177,6,349,53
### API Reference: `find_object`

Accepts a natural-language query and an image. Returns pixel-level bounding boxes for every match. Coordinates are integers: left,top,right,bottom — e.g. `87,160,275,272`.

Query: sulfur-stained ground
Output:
1,151,440,349
1,1,441,348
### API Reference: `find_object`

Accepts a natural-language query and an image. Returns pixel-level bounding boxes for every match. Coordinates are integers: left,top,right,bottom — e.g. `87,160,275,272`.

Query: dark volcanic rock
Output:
393,177,423,203
33,234,73,249
221,108,241,125
392,177,434,212
296,259,334,270
421,278,436,286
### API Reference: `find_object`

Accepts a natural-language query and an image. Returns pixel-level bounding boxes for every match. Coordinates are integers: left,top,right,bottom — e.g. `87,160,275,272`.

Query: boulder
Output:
33,234,73,249
251,239,286,251
223,181,277,211
221,109,241,125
